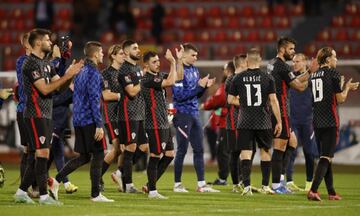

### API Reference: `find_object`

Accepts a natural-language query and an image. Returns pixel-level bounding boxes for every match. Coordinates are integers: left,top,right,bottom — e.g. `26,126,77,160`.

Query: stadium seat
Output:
260,17,273,28
257,5,270,16
194,6,205,17
317,29,332,41
275,17,290,28
352,30,360,41
244,18,256,28
227,17,241,28
207,6,222,17
230,30,243,42
182,31,196,42
332,16,345,27
291,4,304,16
232,44,247,55
177,7,190,18
224,6,237,17
246,31,260,41
345,3,358,15
335,29,349,41
263,31,277,42
241,6,254,17
273,4,286,16
100,31,115,44
213,31,227,42
198,31,210,42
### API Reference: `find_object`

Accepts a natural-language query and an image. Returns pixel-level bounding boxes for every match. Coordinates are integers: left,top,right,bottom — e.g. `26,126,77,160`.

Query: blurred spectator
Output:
73,0,101,41
34,0,54,29
109,0,136,39
151,0,165,44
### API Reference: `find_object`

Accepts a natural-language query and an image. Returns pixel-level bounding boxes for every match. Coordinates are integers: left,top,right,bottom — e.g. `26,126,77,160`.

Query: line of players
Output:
11,28,359,205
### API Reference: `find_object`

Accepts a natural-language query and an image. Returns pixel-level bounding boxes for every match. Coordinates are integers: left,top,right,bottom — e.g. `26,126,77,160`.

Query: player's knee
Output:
320,156,332,162
139,144,149,153
240,150,252,160
165,150,175,158
125,143,137,152
260,149,271,161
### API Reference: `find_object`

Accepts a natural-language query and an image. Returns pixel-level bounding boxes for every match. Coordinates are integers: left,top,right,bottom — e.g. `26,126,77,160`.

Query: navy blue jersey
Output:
16,55,27,113
73,59,103,127
290,71,313,125
172,64,206,115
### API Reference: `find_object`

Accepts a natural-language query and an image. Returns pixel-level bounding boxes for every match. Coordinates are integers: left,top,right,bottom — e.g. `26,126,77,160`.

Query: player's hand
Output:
165,49,176,63
0,88,13,100
66,59,84,78
198,74,209,88
274,122,282,137
206,77,216,87
94,127,104,141
120,144,125,153
199,103,204,110
52,45,61,59
345,78,359,91
175,45,184,61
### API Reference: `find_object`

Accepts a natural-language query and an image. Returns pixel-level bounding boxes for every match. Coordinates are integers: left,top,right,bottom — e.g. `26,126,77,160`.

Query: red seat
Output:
244,18,256,28
317,29,332,41
57,8,71,20
338,44,352,57
232,44,247,55
273,4,286,16
229,30,243,41
241,6,254,17
227,17,241,28
163,16,175,29
194,6,205,17
212,31,227,42
304,43,317,56
215,45,231,59
335,29,349,41
257,5,269,16
207,6,222,17
276,17,290,28
350,16,360,27
260,17,272,28
224,6,237,17
290,4,304,16
345,3,358,15
263,31,277,42
162,32,177,43
352,30,360,41
177,7,190,18
3,58,15,71
332,16,345,27
207,18,223,28
182,31,196,42
100,31,115,44
246,31,260,41
198,31,210,42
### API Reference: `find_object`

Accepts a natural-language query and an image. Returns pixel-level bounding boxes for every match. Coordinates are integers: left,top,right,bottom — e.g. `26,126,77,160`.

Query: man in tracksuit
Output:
172,43,219,193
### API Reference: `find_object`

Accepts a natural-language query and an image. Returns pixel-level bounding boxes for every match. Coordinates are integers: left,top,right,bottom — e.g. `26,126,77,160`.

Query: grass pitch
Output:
0,164,359,216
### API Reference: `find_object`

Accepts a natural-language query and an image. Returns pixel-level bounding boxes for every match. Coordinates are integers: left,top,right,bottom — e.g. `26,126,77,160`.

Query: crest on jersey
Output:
161,142,166,150
131,132,136,139
125,75,131,83
154,77,162,83
266,64,274,74
104,80,109,89
39,136,46,144
32,70,41,79
114,129,119,136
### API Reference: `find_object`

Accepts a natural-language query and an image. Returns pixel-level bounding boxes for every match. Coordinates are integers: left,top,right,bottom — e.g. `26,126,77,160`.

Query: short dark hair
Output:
277,36,296,50
84,41,102,57
182,43,198,53
143,51,158,63
316,47,334,65
20,32,30,47
233,53,246,68
122,39,137,50
28,28,51,48
226,60,235,74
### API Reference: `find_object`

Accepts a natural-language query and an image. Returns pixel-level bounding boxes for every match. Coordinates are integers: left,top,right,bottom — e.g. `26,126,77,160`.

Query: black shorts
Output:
237,129,272,151
119,120,148,145
17,112,29,146
104,121,120,143
146,128,174,154
227,129,239,151
74,124,107,154
25,118,52,151
272,116,291,139
314,127,338,158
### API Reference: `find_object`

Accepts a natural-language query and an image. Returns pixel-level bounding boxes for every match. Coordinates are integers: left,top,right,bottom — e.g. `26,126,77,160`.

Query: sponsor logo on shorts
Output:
161,142,166,150
114,129,119,136
131,132,136,139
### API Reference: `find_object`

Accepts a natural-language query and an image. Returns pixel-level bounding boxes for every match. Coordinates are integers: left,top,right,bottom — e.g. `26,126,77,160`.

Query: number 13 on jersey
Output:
245,84,262,106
